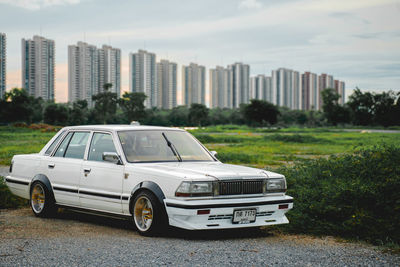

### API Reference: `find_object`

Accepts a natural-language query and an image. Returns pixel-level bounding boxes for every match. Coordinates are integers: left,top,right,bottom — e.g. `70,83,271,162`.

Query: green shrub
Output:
278,145,400,245
0,176,29,209
267,134,328,143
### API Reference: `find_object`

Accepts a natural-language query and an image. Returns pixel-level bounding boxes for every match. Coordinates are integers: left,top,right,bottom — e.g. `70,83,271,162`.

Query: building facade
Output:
157,59,177,109
318,73,334,109
22,35,55,100
334,80,346,105
98,45,121,97
129,50,157,108
249,75,273,103
68,42,99,106
0,33,5,98
228,63,250,108
182,63,206,106
301,72,319,110
210,66,232,108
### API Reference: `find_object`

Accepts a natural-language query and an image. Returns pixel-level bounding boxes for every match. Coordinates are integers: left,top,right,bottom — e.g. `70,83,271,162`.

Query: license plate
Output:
232,209,257,224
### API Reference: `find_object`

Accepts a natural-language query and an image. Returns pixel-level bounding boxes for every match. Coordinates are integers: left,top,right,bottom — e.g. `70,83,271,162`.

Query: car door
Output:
79,131,124,213
44,131,90,206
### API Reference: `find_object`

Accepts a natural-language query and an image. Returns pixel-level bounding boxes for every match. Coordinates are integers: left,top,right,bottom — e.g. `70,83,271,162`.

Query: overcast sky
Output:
1,0,399,103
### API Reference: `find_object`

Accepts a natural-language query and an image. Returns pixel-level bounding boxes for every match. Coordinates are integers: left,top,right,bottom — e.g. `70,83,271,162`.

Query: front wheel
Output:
132,191,166,236
30,182,55,217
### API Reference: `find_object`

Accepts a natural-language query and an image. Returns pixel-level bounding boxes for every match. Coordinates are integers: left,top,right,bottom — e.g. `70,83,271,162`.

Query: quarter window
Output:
88,133,117,162
45,131,64,156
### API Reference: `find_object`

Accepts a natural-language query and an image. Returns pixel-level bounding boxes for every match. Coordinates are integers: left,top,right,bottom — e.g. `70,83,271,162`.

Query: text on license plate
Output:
232,209,256,224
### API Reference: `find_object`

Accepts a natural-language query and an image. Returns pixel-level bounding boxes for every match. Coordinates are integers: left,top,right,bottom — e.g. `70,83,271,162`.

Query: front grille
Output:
218,180,264,195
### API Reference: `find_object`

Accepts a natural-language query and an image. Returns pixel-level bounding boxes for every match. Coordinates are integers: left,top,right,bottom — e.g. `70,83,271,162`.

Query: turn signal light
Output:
197,209,210,215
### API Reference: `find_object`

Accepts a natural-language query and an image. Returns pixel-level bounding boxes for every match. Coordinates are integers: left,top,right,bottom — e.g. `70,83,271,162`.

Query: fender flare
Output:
31,174,55,202
129,181,166,214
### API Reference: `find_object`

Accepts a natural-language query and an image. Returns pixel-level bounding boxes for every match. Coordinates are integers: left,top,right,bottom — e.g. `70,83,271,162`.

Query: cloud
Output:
0,0,80,10
238,0,262,9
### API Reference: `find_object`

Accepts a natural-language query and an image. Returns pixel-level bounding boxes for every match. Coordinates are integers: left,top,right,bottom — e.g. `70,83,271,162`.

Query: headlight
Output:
175,181,214,197
264,178,286,193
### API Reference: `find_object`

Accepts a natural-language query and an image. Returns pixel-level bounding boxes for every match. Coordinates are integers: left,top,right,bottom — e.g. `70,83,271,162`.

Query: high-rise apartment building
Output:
182,63,206,106
68,42,99,106
157,60,177,109
229,63,250,108
0,33,5,99
98,45,121,97
318,73,334,108
334,80,346,105
301,72,319,110
210,66,232,108
292,71,302,110
250,75,273,103
22,35,55,100
129,50,157,108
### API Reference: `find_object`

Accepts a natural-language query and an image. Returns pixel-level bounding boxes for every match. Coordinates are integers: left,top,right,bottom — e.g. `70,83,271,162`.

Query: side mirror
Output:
102,152,122,164
210,151,218,157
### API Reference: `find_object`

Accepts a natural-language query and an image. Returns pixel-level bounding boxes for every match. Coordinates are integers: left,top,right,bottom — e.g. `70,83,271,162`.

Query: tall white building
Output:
129,50,157,108
22,35,55,100
250,75,272,102
182,63,206,106
98,45,121,97
157,59,177,109
229,63,250,108
210,66,232,108
0,33,5,98
271,68,302,110
301,72,319,110
68,42,99,106
318,73,334,109
335,80,346,105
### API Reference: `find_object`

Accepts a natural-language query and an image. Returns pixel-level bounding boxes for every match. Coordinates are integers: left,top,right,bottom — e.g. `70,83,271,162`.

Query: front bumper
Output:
164,195,293,230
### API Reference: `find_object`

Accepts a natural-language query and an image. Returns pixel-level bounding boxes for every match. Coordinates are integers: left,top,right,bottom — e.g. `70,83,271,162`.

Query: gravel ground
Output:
0,208,398,266
0,166,8,177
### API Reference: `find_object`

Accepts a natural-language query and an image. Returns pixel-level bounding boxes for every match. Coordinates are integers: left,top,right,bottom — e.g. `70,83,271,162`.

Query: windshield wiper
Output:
162,132,182,162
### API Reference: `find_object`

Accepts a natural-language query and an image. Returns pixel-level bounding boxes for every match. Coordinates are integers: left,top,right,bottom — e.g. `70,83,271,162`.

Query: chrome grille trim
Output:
218,179,264,196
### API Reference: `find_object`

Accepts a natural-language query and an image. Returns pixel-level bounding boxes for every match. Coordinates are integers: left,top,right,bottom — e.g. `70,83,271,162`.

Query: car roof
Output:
62,125,185,132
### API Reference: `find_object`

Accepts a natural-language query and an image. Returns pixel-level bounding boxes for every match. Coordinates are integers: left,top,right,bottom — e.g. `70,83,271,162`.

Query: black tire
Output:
131,190,166,236
30,181,56,217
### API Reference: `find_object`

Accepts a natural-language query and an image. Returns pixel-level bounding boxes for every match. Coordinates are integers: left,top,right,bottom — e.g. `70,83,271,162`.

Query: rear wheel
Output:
132,191,165,236
30,182,55,217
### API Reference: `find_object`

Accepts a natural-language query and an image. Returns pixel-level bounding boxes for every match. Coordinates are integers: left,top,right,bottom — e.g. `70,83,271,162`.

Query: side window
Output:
88,133,117,162
54,132,73,157
64,132,90,159
53,132,90,159
45,131,64,156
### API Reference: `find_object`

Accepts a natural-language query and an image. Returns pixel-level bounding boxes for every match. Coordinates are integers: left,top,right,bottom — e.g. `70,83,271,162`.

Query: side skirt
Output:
56,204,131,220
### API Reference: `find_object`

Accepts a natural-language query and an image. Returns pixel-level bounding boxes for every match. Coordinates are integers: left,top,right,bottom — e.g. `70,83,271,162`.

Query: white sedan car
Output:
6,125,293,235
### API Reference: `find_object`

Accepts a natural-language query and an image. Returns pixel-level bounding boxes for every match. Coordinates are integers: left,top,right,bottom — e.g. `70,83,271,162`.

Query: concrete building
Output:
182,63,206,106
98,45,121,97
210,66,232,108
271,68,302,110
318,73,334,109
228,63,250,108
0,33,5,98
22,35,55,100
334,80,346,105
301,72,319,110
157,59,177,109
292,71,302,110
68,42,99,106
250,75,273,103
129,50,157,108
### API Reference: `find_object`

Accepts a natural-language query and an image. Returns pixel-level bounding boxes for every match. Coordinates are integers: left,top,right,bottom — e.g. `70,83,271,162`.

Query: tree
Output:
44,103,69,126
69,100,88,125
347,88,374,125
373,91,397,127
167,106,189,126
321,88,350,125
243,99,280,126
2,88,37,124
92,83,118,124
118,92,147,123
188,103,209,126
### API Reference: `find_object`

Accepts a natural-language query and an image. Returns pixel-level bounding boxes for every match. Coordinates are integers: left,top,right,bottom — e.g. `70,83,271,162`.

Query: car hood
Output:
130,161,284,181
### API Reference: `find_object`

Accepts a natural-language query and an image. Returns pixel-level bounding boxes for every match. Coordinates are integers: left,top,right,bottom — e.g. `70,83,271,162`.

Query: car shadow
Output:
52,207,276,240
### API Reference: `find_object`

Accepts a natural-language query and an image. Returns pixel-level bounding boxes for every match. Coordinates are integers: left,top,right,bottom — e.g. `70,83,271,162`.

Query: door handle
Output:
83,168,91,177
48,164,55,169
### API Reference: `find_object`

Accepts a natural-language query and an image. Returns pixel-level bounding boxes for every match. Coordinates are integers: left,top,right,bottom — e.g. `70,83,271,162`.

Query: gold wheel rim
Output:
31,184,45,213
134,196,153,231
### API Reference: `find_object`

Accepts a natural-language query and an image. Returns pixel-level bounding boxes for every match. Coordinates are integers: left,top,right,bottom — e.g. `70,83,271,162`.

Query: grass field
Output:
1,125,399,169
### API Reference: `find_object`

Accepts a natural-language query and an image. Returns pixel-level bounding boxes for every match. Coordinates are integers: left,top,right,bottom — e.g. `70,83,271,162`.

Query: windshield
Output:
118,130,215,163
